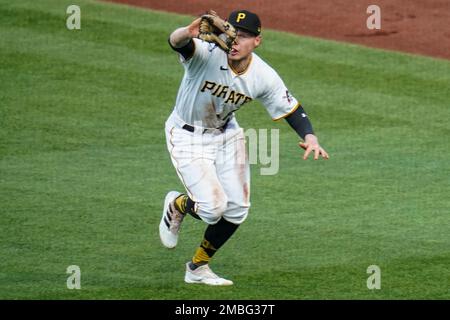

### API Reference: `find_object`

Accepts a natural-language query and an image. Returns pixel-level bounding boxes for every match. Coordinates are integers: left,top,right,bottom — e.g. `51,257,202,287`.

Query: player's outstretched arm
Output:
285,106,329,160
169,17,201,48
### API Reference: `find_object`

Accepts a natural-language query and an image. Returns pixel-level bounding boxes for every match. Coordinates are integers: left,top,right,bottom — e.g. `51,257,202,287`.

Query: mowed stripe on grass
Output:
0,0,449,299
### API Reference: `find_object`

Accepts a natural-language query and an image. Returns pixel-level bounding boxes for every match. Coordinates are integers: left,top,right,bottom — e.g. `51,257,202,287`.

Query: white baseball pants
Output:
165,111,250,225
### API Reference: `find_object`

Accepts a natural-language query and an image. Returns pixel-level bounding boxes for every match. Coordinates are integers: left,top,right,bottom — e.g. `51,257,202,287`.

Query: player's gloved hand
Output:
299,134,329,160
198,10,237,53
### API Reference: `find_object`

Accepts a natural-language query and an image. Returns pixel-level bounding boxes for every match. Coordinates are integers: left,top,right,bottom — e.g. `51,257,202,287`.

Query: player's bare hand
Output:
299,134,329,160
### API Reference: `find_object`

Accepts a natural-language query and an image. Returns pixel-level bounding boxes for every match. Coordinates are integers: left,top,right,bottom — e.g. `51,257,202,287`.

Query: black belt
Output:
182,118,230,134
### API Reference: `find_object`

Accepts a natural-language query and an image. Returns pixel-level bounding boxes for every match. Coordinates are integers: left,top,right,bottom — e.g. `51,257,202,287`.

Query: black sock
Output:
174,194,201,220
190,218,240,267
205,218,240,250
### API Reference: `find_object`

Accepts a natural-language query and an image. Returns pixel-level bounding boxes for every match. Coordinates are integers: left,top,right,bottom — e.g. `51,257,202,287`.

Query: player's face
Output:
228,30,261,61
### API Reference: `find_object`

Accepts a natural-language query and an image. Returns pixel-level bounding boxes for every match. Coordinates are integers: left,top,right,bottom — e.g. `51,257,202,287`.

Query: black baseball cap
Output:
228,10,261,36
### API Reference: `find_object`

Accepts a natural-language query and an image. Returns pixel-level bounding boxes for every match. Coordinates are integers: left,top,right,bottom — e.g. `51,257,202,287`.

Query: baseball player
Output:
160,10,329,286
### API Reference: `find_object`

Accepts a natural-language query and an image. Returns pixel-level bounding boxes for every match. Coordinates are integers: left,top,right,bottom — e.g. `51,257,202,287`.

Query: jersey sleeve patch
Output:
257,68,299,121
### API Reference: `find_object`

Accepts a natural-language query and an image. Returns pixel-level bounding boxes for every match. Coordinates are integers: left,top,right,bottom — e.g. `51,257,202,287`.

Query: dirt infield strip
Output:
106,0,450,60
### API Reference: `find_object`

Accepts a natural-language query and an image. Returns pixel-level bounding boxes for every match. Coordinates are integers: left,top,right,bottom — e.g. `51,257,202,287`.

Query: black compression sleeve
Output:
168,38,195,60
285,105,314,140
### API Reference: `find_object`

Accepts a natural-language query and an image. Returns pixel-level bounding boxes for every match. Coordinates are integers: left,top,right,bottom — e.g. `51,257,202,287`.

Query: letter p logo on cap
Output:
236,13,246,22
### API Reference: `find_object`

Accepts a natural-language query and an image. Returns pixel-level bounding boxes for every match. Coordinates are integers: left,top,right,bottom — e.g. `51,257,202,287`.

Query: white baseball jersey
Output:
173,38,299,128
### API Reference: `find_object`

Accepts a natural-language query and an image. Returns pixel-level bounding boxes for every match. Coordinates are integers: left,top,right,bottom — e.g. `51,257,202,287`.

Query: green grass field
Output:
1,0,449,299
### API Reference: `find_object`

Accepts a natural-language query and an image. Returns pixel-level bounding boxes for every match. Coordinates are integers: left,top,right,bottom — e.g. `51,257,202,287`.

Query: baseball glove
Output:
198,11,237,53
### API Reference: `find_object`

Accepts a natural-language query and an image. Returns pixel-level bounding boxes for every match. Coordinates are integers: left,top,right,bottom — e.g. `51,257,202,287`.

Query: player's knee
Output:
211,198,228,219
215,198,228,217
202,193,228,220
